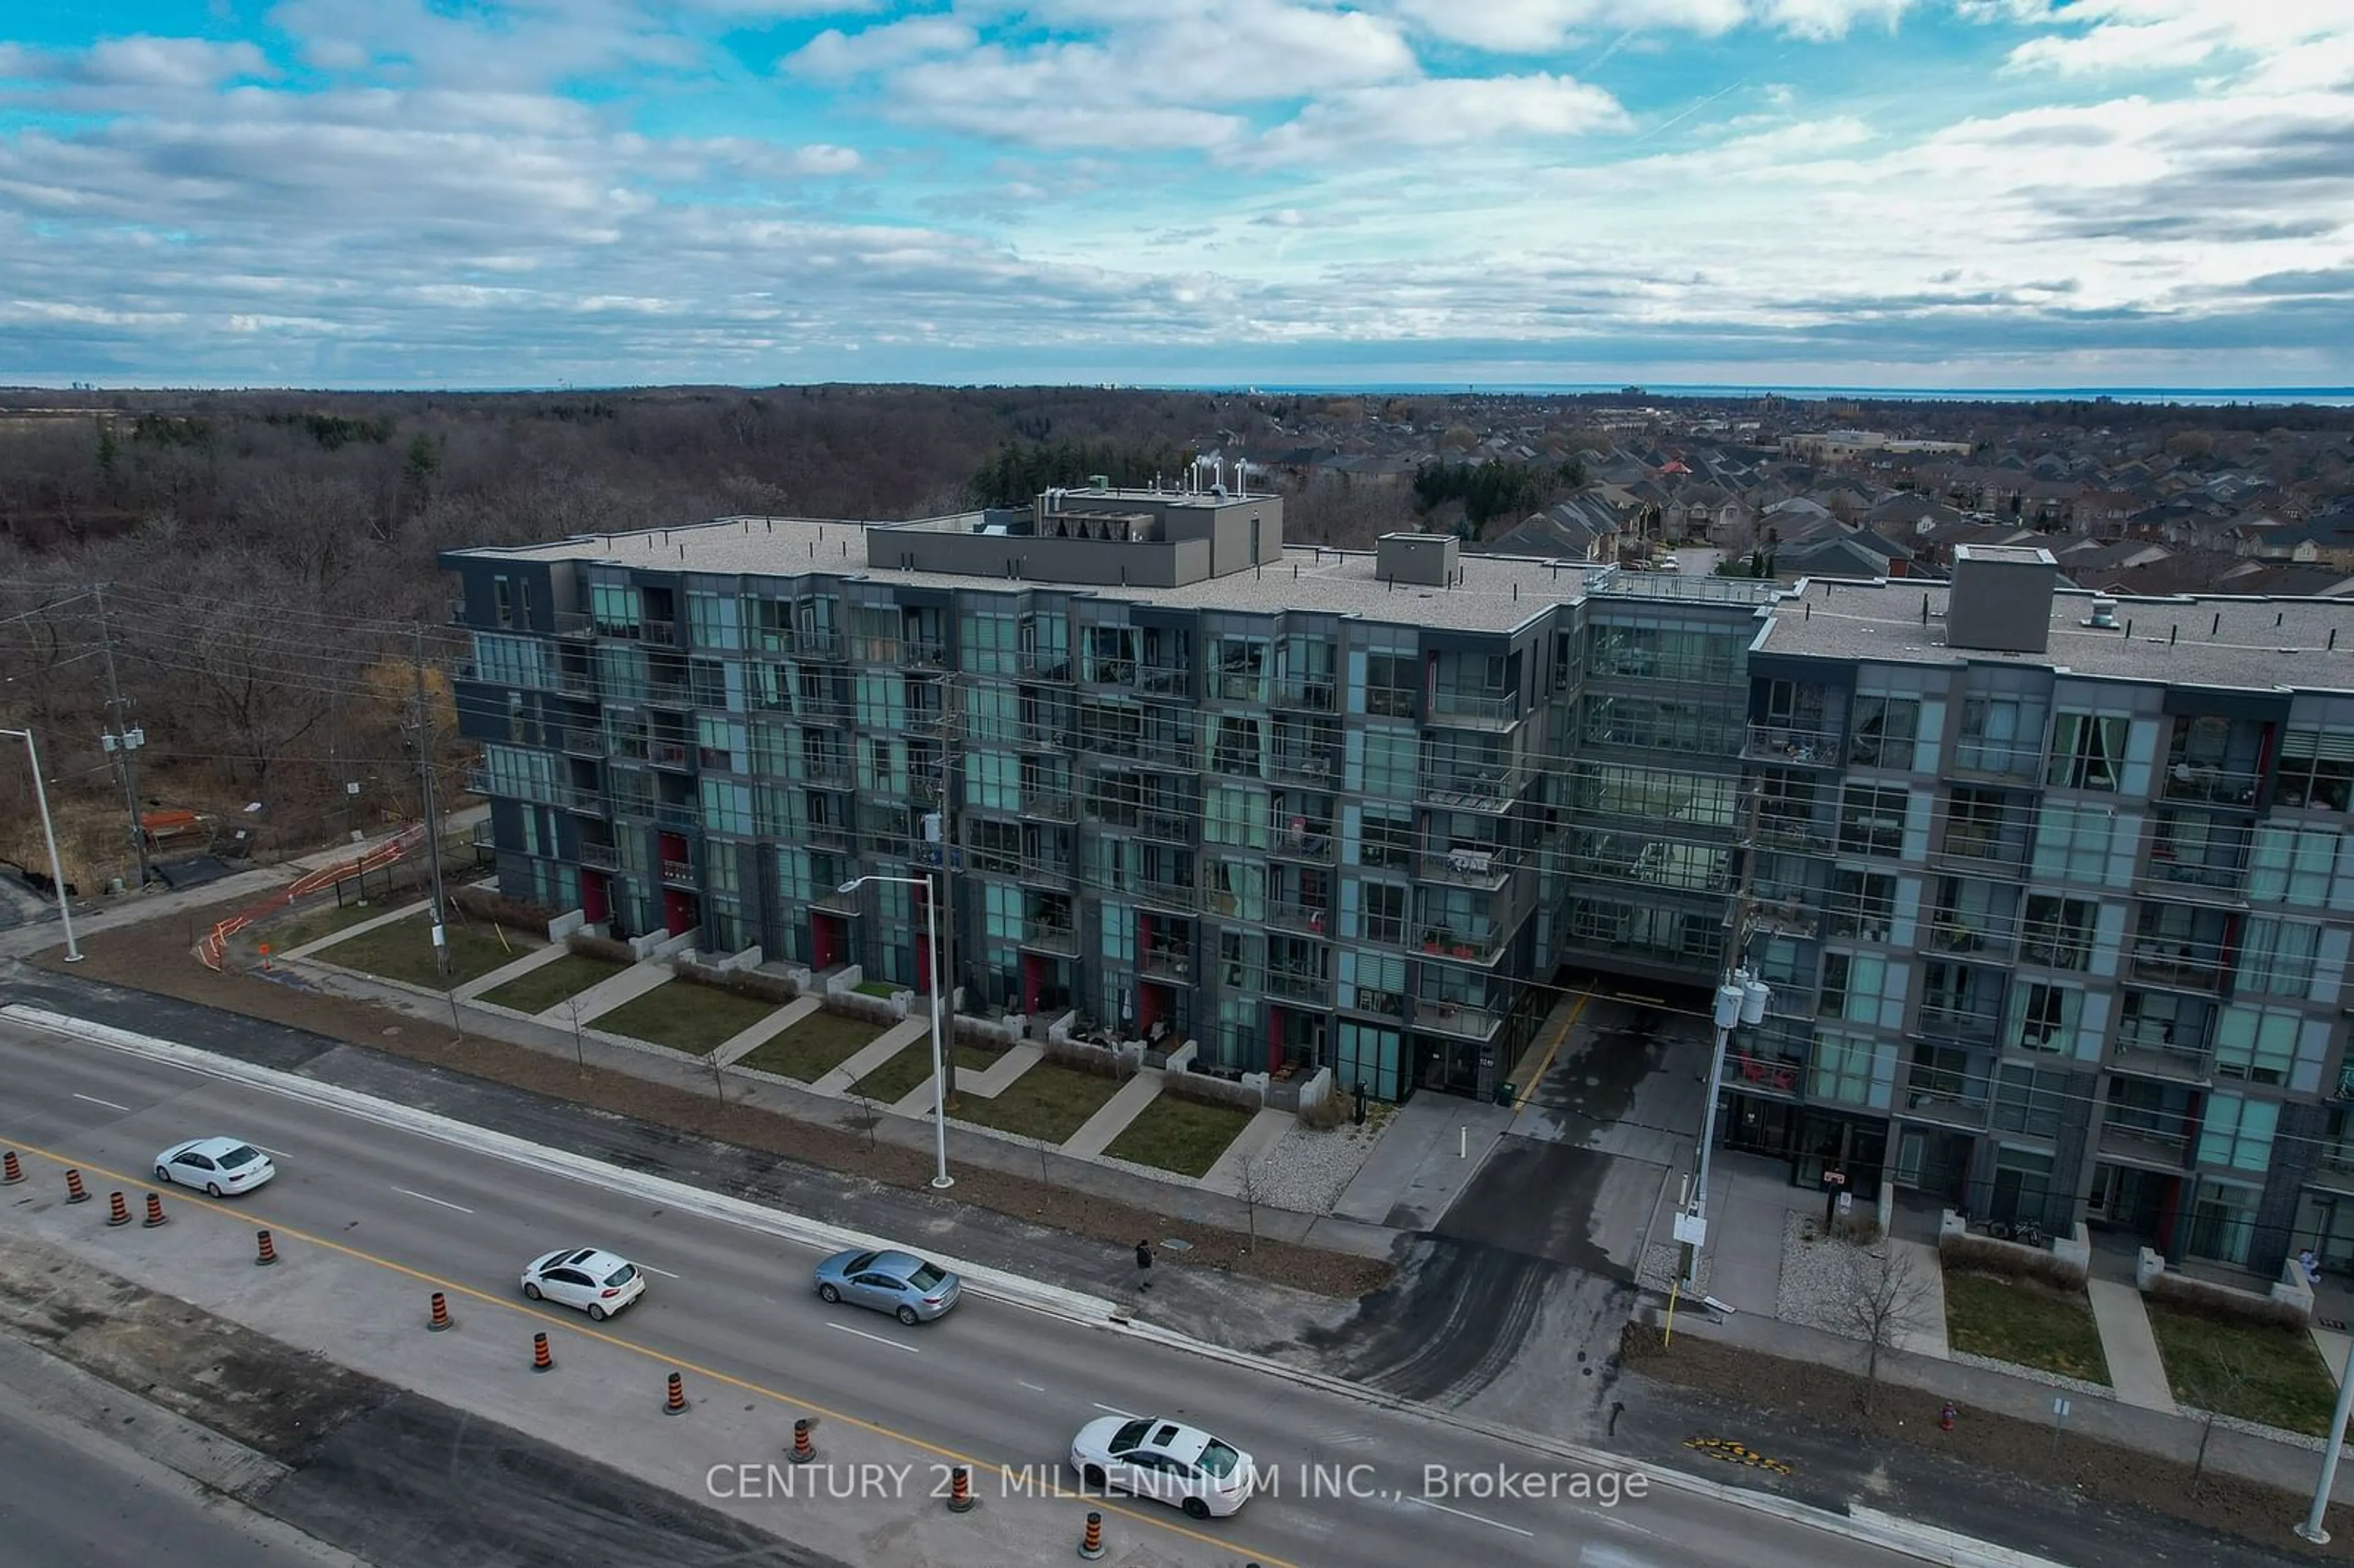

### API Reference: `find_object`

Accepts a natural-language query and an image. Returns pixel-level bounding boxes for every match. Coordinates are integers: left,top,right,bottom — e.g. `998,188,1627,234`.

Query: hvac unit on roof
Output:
2088,597,2119,630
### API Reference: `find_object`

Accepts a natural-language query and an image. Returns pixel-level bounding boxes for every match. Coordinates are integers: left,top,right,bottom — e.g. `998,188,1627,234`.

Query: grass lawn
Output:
950,1060,1121,1145
1103,1094,1252,1178
248,897,390,956
477,952,627,1016
850,1037,1003,1106
1941,1269,2111,1384
591,980,782,1056
736,1010,886,1083
316,915,536,991
2147,1303,2339,1436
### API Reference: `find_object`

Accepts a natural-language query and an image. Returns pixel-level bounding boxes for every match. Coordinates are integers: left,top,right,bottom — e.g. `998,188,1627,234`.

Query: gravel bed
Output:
1776,1211,1876,1334
1241,1117,1389,1213
1636,1241,1711,1296
1946,1349,2114,1399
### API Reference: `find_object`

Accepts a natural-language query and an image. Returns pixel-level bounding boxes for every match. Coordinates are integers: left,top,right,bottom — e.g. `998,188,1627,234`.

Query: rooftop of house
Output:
451,512,1659,633
1759,573,2354,691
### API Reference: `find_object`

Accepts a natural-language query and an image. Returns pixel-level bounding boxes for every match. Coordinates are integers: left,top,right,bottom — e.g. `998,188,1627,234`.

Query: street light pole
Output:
1,727,81,963
2299,1333,2354,1543
842,876,953,1190
1685,967,1768,1290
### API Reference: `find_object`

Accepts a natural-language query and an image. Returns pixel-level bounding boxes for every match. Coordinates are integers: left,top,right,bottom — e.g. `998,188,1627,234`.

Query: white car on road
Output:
152,1138,276,1197
520,1247,647,1321
1069,1415,1255,1520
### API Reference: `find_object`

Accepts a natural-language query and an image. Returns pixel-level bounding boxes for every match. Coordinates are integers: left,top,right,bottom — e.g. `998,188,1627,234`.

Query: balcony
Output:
1019,721,1068,751
802,755,851,786
1750,896,1821,939
1021,789,1078,821
658,858,697,889
1417,927,1506,965
1273,676,1336,712
1140,664,1189,697
558,726,604,757
2128,945,2225,992
653,801,699,831
1266,967,1330,1005
2097,1117,2193,1170
1140,945,1193,982
1756,815,1834,854
807,820,851,850
1138,810,1193,844
1270,824,1336,863
1419,764,1524,812
811,885,863,916
1138,878,1200,913
2163,763,2263,808
1419,848,1513,889
1352,987,1408,1021
2108,1037,2214,1083
1269,746,1340,786
1018,649,1073,681
556,667,600,698
1744,724,1843,766
1428,691,1522,729
649,740,692,771
558,785,606,816
1419,1000,1502,1040
1019,918,1078,955
1266,900,1331,937
555,611,596,639
578,842,621,872
1899,1062,1992,1127
905,638,947,670
1730,1052,1804,1096
640,620,678,648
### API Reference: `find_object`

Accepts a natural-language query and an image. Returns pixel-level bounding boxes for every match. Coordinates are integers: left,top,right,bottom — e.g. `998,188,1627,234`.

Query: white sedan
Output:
1070,1415,1255,1520
520,1247,647,1321
152,1138,276,1197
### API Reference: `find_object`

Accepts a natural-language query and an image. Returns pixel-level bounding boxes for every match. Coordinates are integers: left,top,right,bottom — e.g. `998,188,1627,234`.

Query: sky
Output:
1,1,2351,392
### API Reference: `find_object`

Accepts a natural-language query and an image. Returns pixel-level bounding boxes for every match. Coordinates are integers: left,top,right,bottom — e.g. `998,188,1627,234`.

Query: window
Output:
1360,728,1417,799
1808,1030,1887,1109
2196,1093,2279,1173
1360,883,1407,946
2279,725,2354,812
2250,824,2339,907
1365,653,1415,718
492,575,513,628
960,609,1019,676
473,632,546,688
1849,695,1920,771
2213,1007,2298,1086
1205,784,1270,848
686,590,741,650
699,778,752,835
1942,788,2015,863
1838,785,1908,857
2238,917,2320,997
1991,1065,2067,1138
2046,712,2128,791
1906,1043,1985,1106
1821,952,1887,1026
1829,869,1895,941
1958,696,2032,775
590,580,639,633
2030,802,2114,883
2009,981,2077,1053
1359,807,1413,871
2021,896,2097,970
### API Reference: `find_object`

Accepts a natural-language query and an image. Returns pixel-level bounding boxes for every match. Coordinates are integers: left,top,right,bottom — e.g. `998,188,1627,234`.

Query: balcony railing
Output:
1731,1052,1804,1095
1266,900,1330,936
578,843,621,872
558,785,606,816
1140,664,1189,696
653,801,699,831
1744,724,1843,766
1022,789,1078,821
1419,764,1524,811
2163,763,2263,807
557,726,604,756
1020,918,1078,954
2108,1037,2213,1082
1272,676,1336,712
2138,853,2247,900
1419,1001,1501,1040
555,611,596,639
1139,811,1193,843
1756,816,1834,854
1271,825,1336,862
1270,747,1339,786
2128,945,2225,991
1428,691,1521,728
1019,721,1068,750
811,886,863,915
1266,967,1330,1005
649,740,691,770
1140,946,1193,981
1417,927,1505,965
557,667,600,698
1750,897,1821,939
1018,649,1073,681
2097,1118,2193,1168
1139,877,1202,913
1419,848,1512,888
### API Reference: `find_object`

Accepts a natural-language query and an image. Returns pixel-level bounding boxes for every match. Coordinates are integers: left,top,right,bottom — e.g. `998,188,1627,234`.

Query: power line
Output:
92,586,150,893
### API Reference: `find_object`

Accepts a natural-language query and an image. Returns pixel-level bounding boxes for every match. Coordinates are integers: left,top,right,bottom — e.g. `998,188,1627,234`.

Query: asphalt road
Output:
0,1385,357,1568
0,1016,1936,1568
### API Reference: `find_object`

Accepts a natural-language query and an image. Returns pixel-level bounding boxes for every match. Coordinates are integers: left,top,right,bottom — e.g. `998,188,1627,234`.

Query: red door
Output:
580,872,608,924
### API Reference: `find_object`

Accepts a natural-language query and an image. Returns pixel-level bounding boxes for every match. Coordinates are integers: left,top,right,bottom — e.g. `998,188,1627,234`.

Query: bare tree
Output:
2185,1350,2256,1496
1837,1244,1937,1409
1234,1150,1273,1253
844,1087,880,1153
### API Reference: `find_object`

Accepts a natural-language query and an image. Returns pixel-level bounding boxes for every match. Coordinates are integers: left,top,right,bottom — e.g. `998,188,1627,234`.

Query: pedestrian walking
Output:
1135,1239,1152,1290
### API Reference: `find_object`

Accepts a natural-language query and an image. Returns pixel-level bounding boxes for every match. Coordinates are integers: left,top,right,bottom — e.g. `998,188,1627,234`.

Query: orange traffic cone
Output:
531,1332,554,1372
142,1192,169,1227
256,1229,278,1266
946,1464,975,1513
65,1168,90,1203
2,1151,24,1185
1079,1510,1105,1561
664,1372,689,1415
429,1292,454,1332
788,1419,817,1464
105,1191,132,1227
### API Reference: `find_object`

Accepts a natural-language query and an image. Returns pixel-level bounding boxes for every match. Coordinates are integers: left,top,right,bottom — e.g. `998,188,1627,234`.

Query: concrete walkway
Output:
1061,1072,1165,1159
889,1042,1041,1114
563,961,676,1026
1331,1092,1514,1229
1199,1108,1294,1197
810,1016,927,1095
710,995,820,1067
277,898,430,962
2088,1277,2179,1413
452,940,570,1002
1889,1237,1951,1360
2317,1326,2353,1389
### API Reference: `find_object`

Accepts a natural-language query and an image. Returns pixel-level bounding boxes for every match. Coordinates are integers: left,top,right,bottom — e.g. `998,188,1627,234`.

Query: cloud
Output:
1248,75,1629,166
1383,0,1914,52
2000,2,2354,77
783,17,978,82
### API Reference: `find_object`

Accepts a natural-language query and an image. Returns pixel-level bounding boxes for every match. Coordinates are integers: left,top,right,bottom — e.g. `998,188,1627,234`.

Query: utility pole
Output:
411,626,451,976
93,586,149,894
1683,785,1766,1292
932,669,962,1100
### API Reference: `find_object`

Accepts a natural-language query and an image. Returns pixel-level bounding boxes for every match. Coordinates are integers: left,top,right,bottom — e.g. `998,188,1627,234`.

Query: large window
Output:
1821,952,1883,1026
2021,896,2097,970
473,632,546,688
2250,824,2341,907
1358,807,1413,870
1849,695,1920,771
2278,725,2354,812
1957,696,2033,776
1364,652,1416,718
1205,783,1271,848
2008,981,2078,1054
2238,916,2320,997
1838,785,1908,858
2030,802,2114,883
686,590,741,650
1991,1065,2068,1138
2213,1007,2298,1086
1360,883,1408,946
699,778,753,835
1808,1030,1889,1109
960,608,1019,675
1360,728,1417,799
2196,1093,2279,1173
1828,868,1895,942
2046,711,2127,791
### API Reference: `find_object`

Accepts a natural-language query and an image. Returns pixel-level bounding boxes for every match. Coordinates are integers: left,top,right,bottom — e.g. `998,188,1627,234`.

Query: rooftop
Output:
1759,576,2354,691
454,512,1648,632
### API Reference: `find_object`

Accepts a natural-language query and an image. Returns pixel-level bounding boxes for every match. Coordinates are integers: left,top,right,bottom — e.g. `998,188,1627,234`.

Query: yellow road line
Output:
1509,986,1592,1119
1,1140,1300,1568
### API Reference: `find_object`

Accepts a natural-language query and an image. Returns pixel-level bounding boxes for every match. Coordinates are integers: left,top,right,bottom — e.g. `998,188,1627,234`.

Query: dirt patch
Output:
29,896,1392,1301
0,1231,386,1464
1618,1322,2354,1559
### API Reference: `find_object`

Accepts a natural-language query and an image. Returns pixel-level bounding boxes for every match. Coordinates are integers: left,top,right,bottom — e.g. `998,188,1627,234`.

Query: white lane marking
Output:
826,1322,918,1354
390,1187,474,1214
1409,1496,1536,1538
251,1145,288,1158
1018,1380,1046,1392
638,1264,680,1279
71,1092,131,1111
1092,1402,1138,1417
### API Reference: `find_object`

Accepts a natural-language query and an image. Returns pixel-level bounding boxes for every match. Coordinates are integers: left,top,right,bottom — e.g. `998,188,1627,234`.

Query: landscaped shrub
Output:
449,883,558,934
1938,1232,2086,1290
1297,1092,1346,1130
1162,1068,1259,1112
1040,1036,1123,1079
671,956,802,1005
566,930,637,965
2146,1270,2308,1330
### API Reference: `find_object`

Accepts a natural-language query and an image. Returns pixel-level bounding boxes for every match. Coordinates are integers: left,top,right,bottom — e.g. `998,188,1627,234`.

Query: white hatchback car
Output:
520,1247,647,1320
152,1138,276,1197
1070,1415,1255,1520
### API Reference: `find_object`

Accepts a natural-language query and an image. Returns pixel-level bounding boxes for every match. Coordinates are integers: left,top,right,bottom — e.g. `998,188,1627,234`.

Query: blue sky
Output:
1,1,2350,390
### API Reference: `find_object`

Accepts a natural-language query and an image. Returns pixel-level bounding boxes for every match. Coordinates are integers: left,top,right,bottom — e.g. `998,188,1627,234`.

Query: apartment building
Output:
1724,546,2354,1279
440,487,1777,1107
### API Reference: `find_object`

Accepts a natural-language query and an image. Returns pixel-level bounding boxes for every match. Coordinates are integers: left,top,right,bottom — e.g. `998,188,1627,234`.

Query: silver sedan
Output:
813,1247,962,1325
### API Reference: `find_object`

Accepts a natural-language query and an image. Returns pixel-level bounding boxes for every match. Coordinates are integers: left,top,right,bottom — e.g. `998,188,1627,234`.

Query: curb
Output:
6,1002,2065,1568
